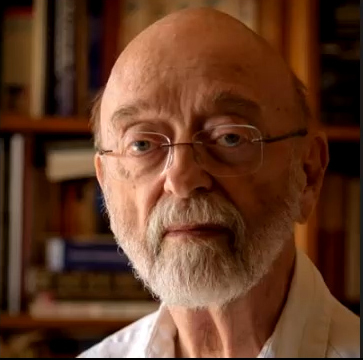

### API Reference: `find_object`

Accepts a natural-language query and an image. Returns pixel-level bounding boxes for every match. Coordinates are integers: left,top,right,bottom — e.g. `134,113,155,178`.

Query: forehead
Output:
117,61,258,104
103,78,260,142
101,46,296,140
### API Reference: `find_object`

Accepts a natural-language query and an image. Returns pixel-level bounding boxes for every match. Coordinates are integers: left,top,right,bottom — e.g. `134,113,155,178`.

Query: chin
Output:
131,242,251,309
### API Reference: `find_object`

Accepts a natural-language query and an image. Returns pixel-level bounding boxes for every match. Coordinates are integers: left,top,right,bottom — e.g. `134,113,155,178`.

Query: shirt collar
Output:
262,249,332,358
144,303,177,357
141,249,332,358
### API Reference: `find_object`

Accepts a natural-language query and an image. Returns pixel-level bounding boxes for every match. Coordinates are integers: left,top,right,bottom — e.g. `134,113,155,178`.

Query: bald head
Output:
92,8,310,149
116,8,268,72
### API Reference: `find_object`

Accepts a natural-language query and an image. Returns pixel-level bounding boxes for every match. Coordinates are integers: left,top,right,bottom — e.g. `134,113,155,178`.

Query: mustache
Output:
150,193,242,228
146,193,246,252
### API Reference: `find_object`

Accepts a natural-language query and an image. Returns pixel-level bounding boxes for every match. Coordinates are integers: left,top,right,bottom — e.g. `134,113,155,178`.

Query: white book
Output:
8,134,25,315
29,297,160,320
45,146,96,182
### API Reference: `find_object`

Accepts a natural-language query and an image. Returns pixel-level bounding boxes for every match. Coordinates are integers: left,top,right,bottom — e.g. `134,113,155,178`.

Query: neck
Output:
168,241,296,358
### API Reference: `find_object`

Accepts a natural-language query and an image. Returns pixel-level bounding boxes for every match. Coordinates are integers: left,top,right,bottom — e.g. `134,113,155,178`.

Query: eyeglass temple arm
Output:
98,149,113,155
253,128,308,144
97,129,308,153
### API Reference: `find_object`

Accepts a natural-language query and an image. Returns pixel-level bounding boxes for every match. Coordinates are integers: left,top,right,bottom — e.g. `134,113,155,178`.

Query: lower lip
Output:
165,229,230,238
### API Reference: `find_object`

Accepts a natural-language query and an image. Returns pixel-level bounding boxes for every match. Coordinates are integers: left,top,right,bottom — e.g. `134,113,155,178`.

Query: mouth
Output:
163,223,232,238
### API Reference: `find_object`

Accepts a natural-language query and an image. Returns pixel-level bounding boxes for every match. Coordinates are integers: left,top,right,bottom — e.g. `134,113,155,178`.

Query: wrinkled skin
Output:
95,8,329,358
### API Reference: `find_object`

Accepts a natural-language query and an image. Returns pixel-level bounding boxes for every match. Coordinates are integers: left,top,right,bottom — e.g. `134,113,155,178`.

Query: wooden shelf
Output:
0,115,360,142
0,114,91,135
0,314,131,331
322,125,360,142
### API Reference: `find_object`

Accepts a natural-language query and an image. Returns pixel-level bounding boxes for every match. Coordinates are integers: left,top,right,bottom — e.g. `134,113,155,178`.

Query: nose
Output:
163,143,213,198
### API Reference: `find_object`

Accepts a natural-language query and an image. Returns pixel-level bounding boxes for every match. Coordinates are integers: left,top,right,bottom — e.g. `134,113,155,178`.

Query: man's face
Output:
98,23,305,308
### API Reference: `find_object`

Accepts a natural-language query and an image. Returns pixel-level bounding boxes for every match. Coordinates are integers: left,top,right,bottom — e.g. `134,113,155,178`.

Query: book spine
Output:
46,237,132,272
87,0,103,103
344,177,360,302
0,137,10,311
0,6,32,115
30,0,48,118
29,269,153,301
7,134,25,315
54,0,75,116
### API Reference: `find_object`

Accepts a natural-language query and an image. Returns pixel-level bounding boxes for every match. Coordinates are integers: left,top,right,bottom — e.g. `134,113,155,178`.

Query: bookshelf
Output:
0,314,132,331
1,115,360,141
297,0,360,309
323,125,360,142
0,115,90,134
0,0,360,357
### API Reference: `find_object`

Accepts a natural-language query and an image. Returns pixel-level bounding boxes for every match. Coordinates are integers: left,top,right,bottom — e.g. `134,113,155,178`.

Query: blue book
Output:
46,237,133,272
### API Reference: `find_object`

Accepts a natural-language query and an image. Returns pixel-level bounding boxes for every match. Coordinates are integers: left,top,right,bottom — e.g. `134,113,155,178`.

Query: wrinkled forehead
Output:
104,59,259,109
101,42,296,143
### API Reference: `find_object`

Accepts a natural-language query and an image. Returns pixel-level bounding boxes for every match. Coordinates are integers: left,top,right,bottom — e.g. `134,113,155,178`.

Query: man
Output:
78,8,359,358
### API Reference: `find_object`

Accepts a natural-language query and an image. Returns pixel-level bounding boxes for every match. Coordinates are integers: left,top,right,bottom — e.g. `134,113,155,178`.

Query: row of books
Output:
0,134,158,317
1,0,107,118
27,237,159,319
0,0,258,119
319,0,359,126
317,172,360,303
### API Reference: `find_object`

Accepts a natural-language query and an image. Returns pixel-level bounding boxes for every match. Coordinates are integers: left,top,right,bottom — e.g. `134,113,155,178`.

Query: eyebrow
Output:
109,91,262,128
110,100,151,126
201,90,262,125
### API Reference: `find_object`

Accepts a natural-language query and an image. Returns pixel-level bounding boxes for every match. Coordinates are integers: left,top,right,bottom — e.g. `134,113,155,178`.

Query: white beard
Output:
103,166,302,309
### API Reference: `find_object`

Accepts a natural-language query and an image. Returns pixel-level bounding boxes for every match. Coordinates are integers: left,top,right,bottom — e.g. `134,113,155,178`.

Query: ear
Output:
94,153,105,190
298,131,329,223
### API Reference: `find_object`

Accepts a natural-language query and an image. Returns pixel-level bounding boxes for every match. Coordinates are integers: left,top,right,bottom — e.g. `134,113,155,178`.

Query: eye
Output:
131,140,152,152
123,132,168,157
216,133,246,147
127,138,160,156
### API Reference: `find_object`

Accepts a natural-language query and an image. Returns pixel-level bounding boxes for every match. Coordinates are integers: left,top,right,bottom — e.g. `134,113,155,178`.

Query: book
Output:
0,137,10,311
45,237,130,273
344,177,360,302
1,4,33,115
44,140,95,182
7,134,26,315
54,0,76,116
27,268,153,302
29,296,160,320
30,0,49,118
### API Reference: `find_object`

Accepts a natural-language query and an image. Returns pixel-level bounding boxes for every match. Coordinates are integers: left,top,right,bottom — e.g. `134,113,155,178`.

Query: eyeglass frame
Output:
96,125,308,178
97,127,308,155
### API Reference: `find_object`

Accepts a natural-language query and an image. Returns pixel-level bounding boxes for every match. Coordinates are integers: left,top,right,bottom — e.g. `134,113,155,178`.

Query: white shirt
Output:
78,249,360,358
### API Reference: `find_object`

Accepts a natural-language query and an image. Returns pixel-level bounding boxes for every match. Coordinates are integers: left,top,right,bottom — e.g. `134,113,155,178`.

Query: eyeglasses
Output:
98,125,307,181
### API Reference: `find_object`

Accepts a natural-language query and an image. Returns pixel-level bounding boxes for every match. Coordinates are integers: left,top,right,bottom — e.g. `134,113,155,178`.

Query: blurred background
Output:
0,0,359,357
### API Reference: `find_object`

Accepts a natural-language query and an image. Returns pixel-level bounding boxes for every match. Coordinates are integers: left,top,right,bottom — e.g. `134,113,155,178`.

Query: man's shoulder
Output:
326,298,360,358
77,311,159,358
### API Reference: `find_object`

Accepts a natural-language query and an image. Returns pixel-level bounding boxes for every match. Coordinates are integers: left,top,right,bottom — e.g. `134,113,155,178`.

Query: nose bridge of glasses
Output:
163,142,203,170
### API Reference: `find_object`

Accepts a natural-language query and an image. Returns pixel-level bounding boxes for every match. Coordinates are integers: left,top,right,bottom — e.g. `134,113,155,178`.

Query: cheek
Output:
217,170,291,224
104,178,138,228
105,173,165,236
252,180,285,212
127,179,165,232
253,150,295,202
214,177,262,224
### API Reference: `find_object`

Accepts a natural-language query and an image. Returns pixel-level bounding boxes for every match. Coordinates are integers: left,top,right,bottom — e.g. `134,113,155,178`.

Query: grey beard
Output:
103,182,300,309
